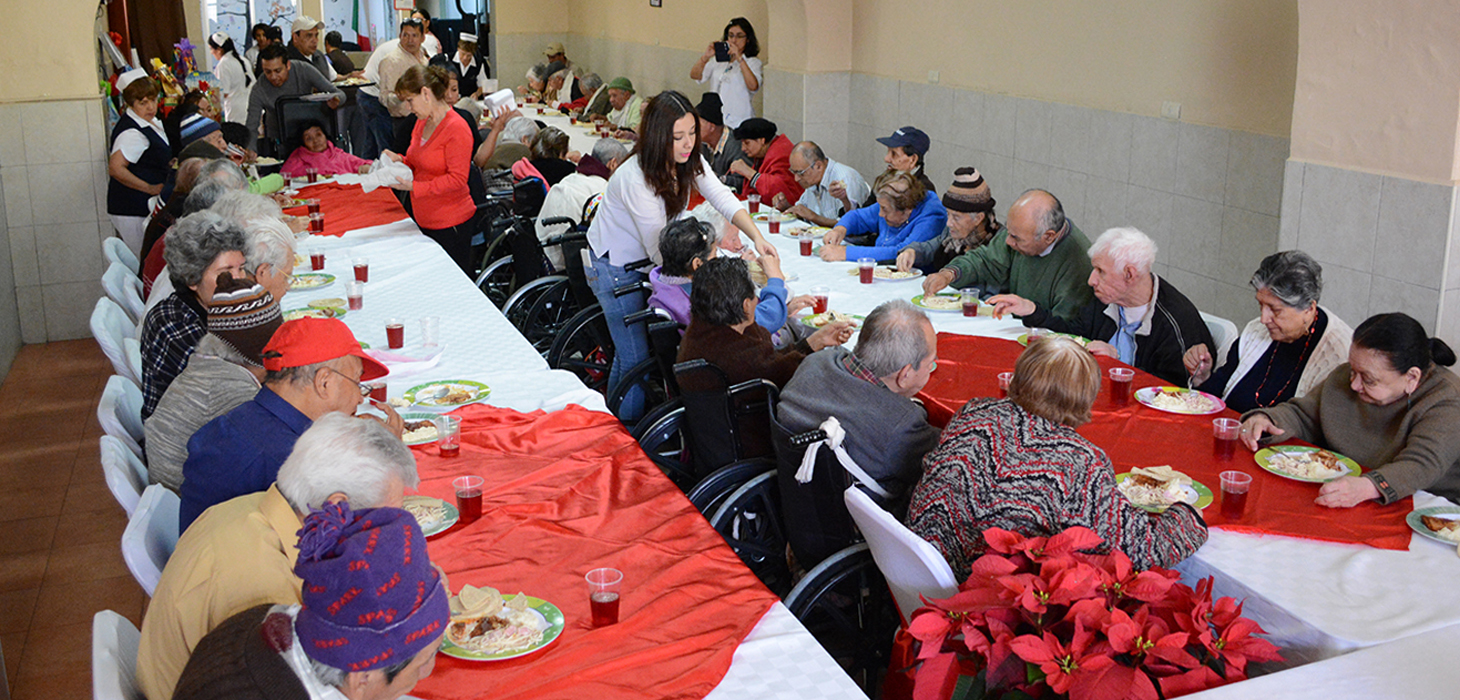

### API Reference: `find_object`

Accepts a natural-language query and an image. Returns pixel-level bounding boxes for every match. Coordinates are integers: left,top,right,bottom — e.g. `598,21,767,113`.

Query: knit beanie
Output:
942,167,996,214
293,502,450,673
207,274,282,367
179,113,223,151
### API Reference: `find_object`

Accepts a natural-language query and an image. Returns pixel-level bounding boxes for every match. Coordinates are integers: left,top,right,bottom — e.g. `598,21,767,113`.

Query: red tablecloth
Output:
282,181,409,236
917,334,1413,550
408,404,779,700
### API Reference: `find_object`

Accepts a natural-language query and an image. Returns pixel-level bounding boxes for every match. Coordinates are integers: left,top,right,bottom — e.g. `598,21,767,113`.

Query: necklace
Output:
1252,320,1318,406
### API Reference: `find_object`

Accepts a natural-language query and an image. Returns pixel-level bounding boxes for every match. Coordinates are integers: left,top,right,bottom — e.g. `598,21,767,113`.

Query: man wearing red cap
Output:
179,317,397,531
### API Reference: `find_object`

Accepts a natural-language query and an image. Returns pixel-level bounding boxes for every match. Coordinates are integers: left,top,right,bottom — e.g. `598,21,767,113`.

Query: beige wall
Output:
558,0,768,59
1289,0,1460,184
0,3,103,102
849,0,1298,138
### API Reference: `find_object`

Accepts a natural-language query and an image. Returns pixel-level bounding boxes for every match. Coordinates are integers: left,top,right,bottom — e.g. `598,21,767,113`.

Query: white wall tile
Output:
20,101,92,165
41,280,102,341
1369,275,1440,332
1160,268,1218,317
1012,98,1052,166
1212,281,1259,326
93,159,110,221
1126,186,1174,264
1011,160,1053,206
1278,159,1303,250
1087,110,1132,184
0,104,24,168
844,122,880,178
982,93,1018,158
803,122,849,165
8,225,38,288
1173,122,1230,204
1083,177,1129,235
2,166,31,228
1046,168,1088,226
15,285,46,344
36,222,107,285
1320,264,1373,327
1168,196,1223,274
1438,288,1460,348
1296,163,1381,273
950,89,985,152
777,119,804,144
1047,103,1091,174
1449,196,1460,291
976,152,1016,209
923,139,955,188
1225,131,1288,216
1218,207,1279,285
850,74,898,132
1372,176,1452,284
27,162,99,226
804,72,849,125
1128,116,1178,192
86,98,107,163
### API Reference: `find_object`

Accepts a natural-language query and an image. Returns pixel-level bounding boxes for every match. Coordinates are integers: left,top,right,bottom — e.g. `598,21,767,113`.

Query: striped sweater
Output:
906,398,1208,580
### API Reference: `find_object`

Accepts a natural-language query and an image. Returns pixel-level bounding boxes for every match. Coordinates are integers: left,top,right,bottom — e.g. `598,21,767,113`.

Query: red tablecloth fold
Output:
282,181,408,236
408,404,779,700
917,334,1413,551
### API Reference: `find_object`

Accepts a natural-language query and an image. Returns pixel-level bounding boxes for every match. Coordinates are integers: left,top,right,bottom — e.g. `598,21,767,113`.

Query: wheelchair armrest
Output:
789,429,827,447
623,306,672,327
612,280,652,298
622,258,654,272
538,216,576,228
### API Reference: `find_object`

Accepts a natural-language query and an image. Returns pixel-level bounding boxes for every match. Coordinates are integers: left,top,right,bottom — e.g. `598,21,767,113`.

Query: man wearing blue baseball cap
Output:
869,126,936,205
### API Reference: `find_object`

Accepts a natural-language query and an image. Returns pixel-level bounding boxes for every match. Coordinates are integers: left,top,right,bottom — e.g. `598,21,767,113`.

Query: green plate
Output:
799,312,865,329
911,293,965,312
1114,472,1214,513
1253,446,1361,483
403,380,491,408
440,595,566,661
1407,506,1460,545
400,413,445,446
402,495,459,537
290,272,336,290
282,306,345,321
1017,332,1090,346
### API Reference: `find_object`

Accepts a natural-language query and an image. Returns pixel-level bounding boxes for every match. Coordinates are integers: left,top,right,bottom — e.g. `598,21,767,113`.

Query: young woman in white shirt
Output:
207,31,253,124
691,18,763,129
585,90,778,421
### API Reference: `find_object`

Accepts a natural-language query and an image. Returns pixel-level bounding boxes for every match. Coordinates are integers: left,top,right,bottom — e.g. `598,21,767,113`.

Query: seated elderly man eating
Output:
179,317,398,531
136,415,419,700
774,141,870,227
990,226,1213,385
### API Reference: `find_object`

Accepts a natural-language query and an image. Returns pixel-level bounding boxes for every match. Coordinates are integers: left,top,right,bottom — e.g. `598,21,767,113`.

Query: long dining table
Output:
278,178,869,699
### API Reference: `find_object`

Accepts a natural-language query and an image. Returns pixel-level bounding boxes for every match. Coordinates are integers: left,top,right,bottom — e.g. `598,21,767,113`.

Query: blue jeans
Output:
356,92,393,160
585,251,649,421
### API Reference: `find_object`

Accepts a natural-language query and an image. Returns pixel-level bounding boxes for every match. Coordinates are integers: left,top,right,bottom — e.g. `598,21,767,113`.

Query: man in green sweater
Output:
921,189,1094,322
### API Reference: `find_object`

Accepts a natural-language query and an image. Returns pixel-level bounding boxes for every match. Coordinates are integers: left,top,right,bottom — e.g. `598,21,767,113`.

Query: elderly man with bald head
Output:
774,141,871,227
922,188,1095,322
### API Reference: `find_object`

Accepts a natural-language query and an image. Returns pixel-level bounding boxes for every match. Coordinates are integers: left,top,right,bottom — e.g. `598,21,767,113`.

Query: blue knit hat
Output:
293,502,450,672
178,113,222,150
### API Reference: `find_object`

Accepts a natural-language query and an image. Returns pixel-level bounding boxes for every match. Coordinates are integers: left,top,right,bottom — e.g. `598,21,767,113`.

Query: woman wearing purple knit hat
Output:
172,502,450,700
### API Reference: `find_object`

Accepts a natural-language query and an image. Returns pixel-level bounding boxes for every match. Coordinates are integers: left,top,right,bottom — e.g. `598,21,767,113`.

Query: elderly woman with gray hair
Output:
1184,250,1353,413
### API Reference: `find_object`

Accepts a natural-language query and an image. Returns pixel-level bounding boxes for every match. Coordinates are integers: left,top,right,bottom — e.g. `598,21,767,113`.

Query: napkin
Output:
364,345,444,379
359,156,414,193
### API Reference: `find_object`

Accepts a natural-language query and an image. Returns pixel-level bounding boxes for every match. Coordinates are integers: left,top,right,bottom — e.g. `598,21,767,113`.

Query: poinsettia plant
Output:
904,527,1282,700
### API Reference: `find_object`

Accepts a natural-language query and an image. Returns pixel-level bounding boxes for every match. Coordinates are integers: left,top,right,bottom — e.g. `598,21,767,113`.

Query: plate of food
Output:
400,413,442,446
800,310,863,329
847,266,923,282
1407,506,1460,545
911,293,964,312
290,273,336,291
783,224,830,238
253,156,282,165
441,585,565,661
403,380,491,408
282,306,345,321
402,494,458,537
1135,386,1225,415
1016,332,1090,346
745,259,796,285
751,210,793,223
1254,446,1360,483
1115,467,1212,513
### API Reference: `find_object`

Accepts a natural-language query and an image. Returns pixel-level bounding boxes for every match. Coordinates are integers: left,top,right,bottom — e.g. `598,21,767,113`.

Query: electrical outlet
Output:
1161,101,1181,120
928,70,939,84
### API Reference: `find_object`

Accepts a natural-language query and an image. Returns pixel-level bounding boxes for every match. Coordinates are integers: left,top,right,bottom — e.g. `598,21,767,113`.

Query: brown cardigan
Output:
676,315,812,391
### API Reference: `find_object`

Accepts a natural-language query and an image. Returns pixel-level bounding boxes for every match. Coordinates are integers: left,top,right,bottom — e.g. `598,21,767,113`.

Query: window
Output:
203,0,300,49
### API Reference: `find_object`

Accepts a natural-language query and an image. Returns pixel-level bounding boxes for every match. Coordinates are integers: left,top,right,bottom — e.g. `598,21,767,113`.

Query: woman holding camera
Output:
690,17,762,129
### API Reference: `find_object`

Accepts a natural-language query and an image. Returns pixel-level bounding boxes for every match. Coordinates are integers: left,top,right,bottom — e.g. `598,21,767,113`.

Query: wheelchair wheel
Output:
607,356,670,428
547,305,612,394
710,471,792,597
631,400,697,491
784,543,899,694
476,256,516,309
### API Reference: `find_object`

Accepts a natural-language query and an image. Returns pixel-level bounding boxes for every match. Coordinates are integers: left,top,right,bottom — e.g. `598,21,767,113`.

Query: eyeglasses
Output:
789,162,815,177
322,366,370,397
726,31,748,40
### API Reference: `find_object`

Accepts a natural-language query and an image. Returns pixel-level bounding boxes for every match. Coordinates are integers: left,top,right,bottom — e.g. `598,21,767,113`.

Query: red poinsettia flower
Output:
1211,617,1283,678
1158,664,1226,697
1008,622,1111,695
1104,607,1198,672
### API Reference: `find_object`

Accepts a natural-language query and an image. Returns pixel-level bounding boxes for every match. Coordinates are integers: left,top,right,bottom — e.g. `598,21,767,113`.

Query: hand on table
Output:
614,129,638,141
895,249,917,272
1238,414,1284,452
922,269,956,296
1184,344,1214,385
817,243,847,262
1316,475,1380,508
787,294,816,315
787,204,817,223
822,227,847,245
986,294,1035,319
1086,340,1119,359
808,321,855,351
269,192,294,206
771,192,790,211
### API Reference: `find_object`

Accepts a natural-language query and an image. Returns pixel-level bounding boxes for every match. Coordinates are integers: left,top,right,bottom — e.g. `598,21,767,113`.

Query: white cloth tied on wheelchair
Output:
794,416,893,500
359,156,415,193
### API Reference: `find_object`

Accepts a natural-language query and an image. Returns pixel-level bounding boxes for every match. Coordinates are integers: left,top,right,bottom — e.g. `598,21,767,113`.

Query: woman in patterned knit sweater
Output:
906,336,1207,580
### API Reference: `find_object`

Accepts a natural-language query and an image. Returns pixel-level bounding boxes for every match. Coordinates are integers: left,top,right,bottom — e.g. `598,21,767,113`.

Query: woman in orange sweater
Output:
383,64,477,273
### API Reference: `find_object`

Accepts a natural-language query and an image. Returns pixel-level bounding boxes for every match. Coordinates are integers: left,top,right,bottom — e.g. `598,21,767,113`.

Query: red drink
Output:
769,220,780,234
310,252,325,270
306,168,319,183
1109,378,1132,406
590,591,620,626
963,301,979,317
812,295,828,314
348,294,363,311
748,200,760,213
386,323,405,349
1213,436,1237,460
354,264,369,282
368,383,386,402
800,238,813,256
1220,489,1248,520
456,487,481,522
307,201,321,216
440,443,460,458
860,266,874,284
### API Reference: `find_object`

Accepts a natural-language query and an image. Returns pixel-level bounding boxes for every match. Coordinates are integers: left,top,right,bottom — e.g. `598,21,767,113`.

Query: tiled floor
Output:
0,340,145,700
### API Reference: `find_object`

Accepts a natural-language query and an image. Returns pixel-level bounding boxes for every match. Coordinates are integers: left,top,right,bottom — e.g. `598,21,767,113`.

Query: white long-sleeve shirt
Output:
587,155,746,267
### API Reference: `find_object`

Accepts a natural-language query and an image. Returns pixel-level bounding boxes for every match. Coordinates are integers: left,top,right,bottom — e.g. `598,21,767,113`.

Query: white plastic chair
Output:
103,237,141,275
1200,311,1240,366
844,486,959,625
91,298,142,387
100,435,148,517
92,609,143,700
98,375,145,461
123,337,143,389
102,262,146,326
122,484,181,596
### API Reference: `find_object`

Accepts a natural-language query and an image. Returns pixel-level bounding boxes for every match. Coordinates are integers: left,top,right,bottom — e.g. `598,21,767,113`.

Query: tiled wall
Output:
0,153,17,377
1279,160,1460,342
0,98,112,344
